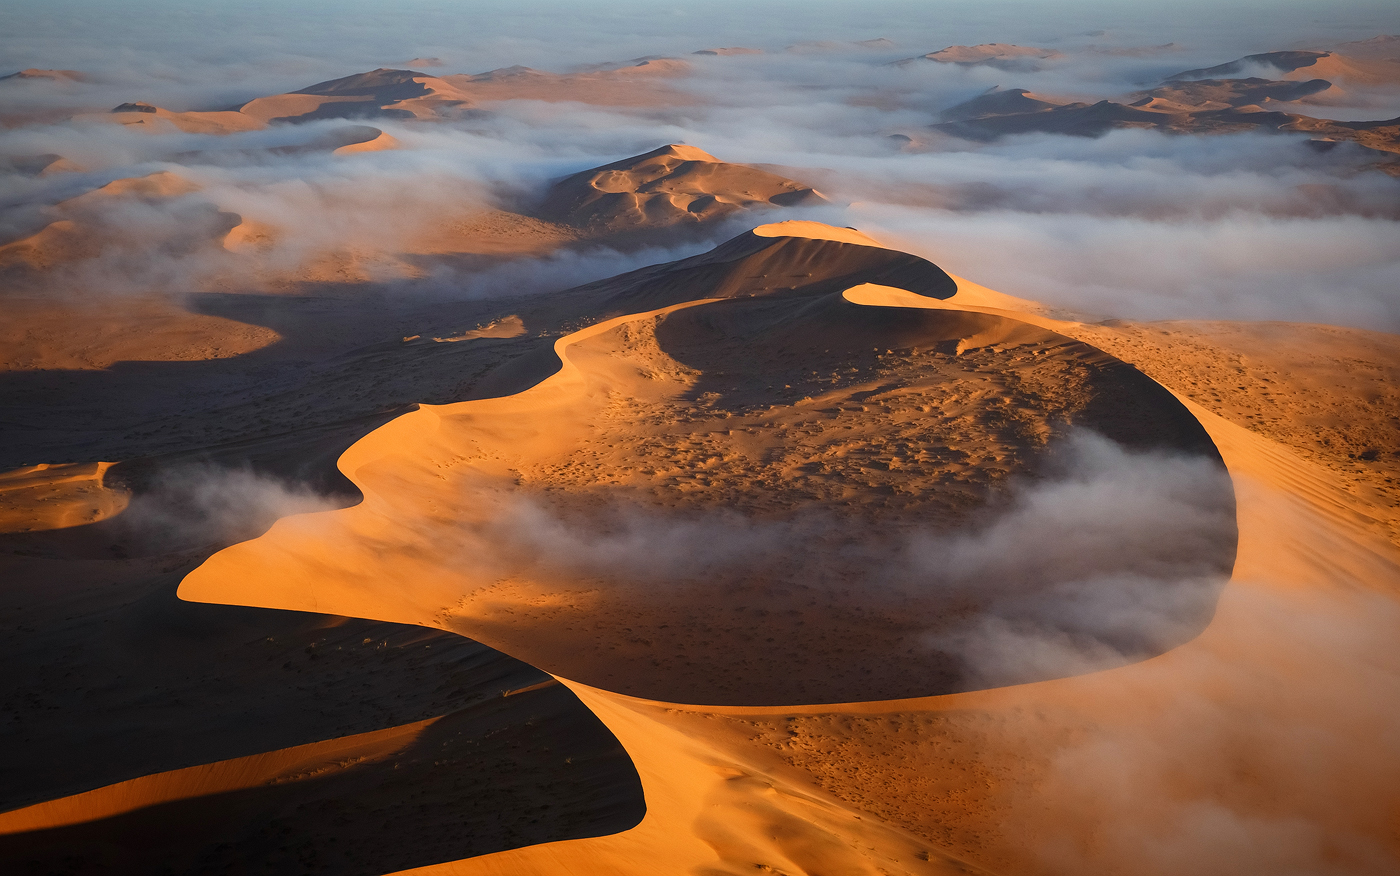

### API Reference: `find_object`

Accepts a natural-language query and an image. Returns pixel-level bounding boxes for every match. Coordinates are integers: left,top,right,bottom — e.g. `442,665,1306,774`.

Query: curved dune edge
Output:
173,244,1400,873
0,718,434,834
752,219,887,248
0,462,128,533
387,298,1400,875
332,129,401,155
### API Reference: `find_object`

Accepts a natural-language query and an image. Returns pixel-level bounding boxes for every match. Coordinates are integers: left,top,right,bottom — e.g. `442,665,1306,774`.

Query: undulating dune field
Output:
2,11,1399,876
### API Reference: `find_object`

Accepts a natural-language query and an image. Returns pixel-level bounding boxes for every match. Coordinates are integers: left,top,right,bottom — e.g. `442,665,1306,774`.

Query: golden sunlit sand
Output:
2,17,1399,876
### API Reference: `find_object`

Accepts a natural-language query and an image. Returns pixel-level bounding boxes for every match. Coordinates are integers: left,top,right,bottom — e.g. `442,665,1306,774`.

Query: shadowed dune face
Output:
573,231,957,315
181,229,1235,706
1132,77,1337,111
0,438,643,875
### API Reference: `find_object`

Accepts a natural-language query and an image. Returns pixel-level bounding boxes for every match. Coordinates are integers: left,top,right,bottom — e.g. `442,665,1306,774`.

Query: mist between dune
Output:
387,430,1232,690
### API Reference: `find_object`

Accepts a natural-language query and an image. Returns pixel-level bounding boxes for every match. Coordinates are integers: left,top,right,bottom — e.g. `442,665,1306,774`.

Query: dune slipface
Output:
180,223,1234,708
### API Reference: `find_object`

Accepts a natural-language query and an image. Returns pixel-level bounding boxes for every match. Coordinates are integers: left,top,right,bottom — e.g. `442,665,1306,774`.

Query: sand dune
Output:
1130,77,1337,111
166,221,1400,873
58,170,199,206
1333,35,1400,61
184,288,1225,703
935,85,1400,157
72,102,266,134
443,59,694,107
939,87,1065,122
433,249,1399,875
0,205,1392,873
1170,49,1400,88
0,296,280,371
926,43,1400,156
3,153,83,176
0,717,435,834
0,462,127,534
1,171,237,276
692,47,762,57
234,59,695,124
535,144,825,233
238,68,475,124
899,44,1062,69
2,68,87,82
331,127,399,154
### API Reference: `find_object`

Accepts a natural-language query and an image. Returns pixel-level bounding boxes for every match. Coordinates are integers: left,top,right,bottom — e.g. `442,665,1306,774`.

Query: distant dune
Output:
0,68,88,83
932,61,1400,161
535,144,826,233
1169,49,1400,87
897,43,1062,69
237,68,475,123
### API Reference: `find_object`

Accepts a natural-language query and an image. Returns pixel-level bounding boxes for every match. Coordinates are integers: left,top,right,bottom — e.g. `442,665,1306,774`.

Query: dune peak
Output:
752,220,886,248
535,145,823,232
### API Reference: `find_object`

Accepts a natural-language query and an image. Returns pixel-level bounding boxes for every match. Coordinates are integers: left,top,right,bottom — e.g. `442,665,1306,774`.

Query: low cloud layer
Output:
454,430,1235,688
2,2,1398,327
119,464,340,549
1020,576,1400,876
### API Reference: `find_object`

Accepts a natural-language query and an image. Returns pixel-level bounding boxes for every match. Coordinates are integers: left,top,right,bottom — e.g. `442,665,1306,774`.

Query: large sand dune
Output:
128,221,1393,874
237,68,476,124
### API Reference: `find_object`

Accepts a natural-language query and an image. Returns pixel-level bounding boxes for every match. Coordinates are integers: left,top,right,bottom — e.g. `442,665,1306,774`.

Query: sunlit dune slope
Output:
237,68,476,123
432,278,1400,876
1130,77,1336,111
180,222,1229,707
72,101,266,134
0,171,239,276
442,58,694,107
165,217,1400,875
0,462,127,533
897,44,1063,69
0,296,281,372
535,144,826,232
1169,49,1400,87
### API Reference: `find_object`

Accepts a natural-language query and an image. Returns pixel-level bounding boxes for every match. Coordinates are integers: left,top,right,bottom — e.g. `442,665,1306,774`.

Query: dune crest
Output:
58,170,199,207
238,68,474,123
331,127,400,154
752,219,885,248
3,153,84,176
1170,49,1400,87
72,102,265,134
0,462,127,534
0,69,88,84
899,43,1062,69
